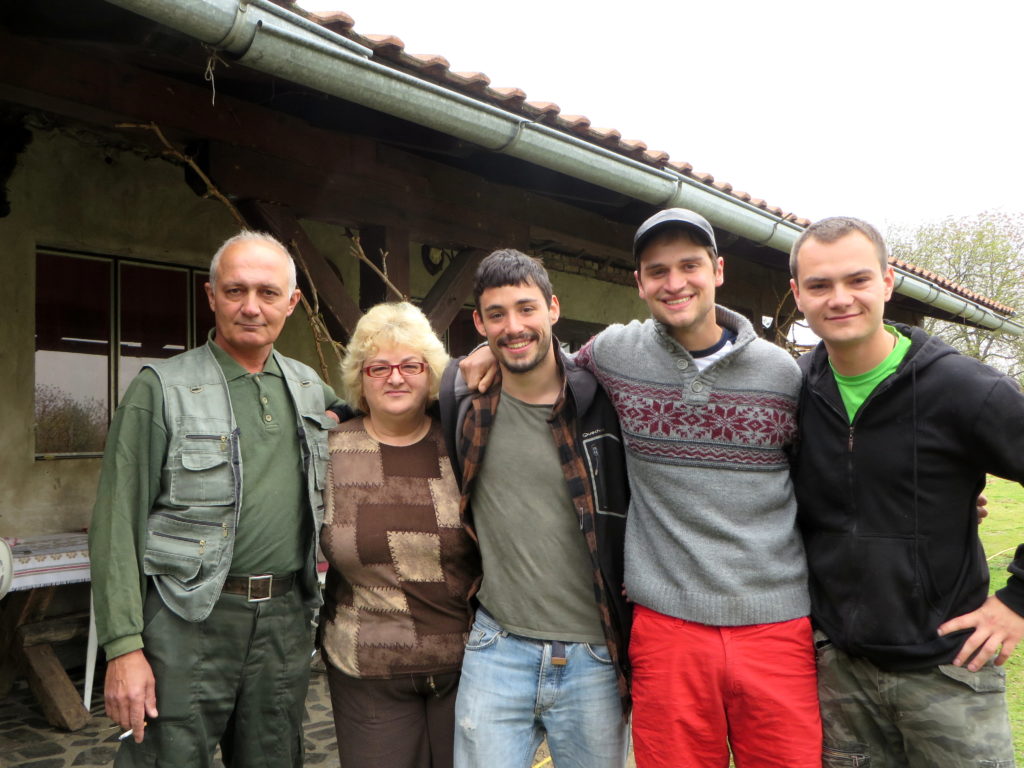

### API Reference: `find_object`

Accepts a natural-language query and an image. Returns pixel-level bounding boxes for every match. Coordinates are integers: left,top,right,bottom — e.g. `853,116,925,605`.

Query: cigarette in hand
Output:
118,722,148,741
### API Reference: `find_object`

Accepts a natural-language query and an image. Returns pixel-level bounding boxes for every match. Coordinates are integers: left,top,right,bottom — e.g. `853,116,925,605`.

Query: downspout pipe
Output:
103,0,1023,336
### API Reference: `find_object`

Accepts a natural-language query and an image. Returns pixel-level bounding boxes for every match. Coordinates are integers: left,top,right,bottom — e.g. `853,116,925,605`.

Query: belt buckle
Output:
247,574,273,602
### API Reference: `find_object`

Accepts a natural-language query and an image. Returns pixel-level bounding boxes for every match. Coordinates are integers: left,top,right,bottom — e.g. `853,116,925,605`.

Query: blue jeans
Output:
453,609,628,768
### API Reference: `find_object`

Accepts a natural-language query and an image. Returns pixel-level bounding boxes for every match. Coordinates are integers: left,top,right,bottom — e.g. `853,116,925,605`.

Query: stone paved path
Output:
0,666,341,768
0,665,632,767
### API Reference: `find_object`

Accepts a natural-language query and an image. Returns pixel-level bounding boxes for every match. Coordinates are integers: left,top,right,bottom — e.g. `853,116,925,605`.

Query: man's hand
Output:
459,345,498,393
977,492,989,524
104,649,158,743
324,410,340,424
937,595,1024,670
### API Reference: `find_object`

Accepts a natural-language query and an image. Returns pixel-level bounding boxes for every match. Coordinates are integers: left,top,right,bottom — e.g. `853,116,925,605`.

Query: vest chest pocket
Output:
169,437,235,506
302,414,335,492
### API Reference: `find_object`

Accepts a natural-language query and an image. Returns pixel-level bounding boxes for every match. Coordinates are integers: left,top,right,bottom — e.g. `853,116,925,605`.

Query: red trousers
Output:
630,605,821,768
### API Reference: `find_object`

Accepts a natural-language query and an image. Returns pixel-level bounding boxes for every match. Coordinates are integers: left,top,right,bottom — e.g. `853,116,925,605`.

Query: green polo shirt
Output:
90,341,341,659
206,341,305,575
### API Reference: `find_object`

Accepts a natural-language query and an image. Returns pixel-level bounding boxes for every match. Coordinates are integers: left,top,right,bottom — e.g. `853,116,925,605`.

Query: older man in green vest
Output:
89,231,342,767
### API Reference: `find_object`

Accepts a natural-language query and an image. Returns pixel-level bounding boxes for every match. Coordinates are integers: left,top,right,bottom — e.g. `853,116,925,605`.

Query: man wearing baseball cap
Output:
573,209,819,766
459,209,819,766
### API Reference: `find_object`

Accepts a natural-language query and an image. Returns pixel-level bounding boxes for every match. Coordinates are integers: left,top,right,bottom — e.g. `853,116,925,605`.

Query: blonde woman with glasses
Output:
319,302,478,768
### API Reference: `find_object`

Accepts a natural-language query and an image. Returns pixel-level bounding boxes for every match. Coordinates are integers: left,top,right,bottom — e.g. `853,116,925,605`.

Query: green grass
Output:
979,476,1024,759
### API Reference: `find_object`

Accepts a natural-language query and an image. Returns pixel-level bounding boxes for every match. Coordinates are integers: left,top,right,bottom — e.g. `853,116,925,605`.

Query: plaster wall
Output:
548,269,646,328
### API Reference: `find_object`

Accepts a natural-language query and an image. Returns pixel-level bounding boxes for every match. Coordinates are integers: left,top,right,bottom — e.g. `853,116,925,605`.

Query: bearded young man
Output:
441,249,632,768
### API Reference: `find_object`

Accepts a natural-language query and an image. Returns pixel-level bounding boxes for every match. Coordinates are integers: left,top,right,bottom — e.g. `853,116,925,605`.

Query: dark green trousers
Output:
115,586,313,768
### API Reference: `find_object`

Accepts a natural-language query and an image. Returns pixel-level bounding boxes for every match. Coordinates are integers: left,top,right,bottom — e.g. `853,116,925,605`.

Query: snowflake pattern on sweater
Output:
578,335,797,471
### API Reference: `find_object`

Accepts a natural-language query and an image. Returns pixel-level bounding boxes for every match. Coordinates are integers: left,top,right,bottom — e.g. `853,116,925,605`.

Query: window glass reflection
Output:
118,264,188,401
34,253,111,454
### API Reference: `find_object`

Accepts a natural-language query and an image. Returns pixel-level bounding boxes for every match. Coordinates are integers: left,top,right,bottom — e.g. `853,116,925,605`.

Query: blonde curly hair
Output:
340,302,449,413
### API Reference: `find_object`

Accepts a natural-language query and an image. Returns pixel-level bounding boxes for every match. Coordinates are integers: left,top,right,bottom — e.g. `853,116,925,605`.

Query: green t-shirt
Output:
831,325,912,423
472,393,605,644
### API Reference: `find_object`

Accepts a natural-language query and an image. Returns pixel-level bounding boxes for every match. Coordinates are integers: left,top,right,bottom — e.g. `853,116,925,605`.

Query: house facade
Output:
1,0,1017,537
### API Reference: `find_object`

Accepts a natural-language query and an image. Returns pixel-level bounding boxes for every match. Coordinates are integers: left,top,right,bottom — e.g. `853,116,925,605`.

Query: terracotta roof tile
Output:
450,71,491,90
589,126,622,144
643,149,670,166
361,33,404,55
490,86,527,105
523,101,561,120
406,52,451,76
307,10,354,33
300,6,1011,315
557,114,592,133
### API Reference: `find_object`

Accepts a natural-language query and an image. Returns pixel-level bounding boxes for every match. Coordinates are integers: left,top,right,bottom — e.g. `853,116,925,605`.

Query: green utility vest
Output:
143,343,333,622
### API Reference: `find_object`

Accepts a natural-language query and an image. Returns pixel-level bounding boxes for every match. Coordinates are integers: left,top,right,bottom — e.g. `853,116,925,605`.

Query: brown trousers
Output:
326,664,460,768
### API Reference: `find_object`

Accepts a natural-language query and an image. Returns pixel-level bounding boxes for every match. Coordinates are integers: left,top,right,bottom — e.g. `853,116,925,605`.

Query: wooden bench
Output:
0,533,95,731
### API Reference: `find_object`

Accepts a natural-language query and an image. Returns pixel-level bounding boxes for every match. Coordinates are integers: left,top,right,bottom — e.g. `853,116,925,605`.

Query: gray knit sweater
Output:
576,306,809,626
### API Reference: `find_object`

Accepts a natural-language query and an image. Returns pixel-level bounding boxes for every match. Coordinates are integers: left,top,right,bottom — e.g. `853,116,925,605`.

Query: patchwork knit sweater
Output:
576,306,809,626
319,417,478,678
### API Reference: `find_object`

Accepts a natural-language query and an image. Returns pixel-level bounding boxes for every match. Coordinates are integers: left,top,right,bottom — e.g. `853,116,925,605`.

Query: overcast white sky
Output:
299,0,1022,234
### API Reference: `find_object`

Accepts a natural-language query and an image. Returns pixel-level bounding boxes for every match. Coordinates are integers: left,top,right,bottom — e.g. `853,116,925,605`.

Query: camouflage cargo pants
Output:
815,630,1015,767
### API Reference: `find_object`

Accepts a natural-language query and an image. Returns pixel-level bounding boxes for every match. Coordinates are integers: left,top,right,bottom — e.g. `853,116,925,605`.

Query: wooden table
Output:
0,533,94,730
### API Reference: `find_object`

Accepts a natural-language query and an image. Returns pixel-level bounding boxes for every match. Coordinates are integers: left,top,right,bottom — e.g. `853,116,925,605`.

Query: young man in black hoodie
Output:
789,216,1024,766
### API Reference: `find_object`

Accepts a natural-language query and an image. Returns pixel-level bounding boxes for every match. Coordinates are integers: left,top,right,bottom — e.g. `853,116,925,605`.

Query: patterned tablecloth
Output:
2,532,91,594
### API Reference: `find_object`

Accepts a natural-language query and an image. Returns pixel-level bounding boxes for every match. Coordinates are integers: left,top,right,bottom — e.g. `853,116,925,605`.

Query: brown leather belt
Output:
222,573,296,602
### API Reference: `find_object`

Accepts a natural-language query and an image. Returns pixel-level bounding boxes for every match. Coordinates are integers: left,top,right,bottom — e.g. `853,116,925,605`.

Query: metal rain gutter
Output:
891,267,1021,334
102,0,1023,336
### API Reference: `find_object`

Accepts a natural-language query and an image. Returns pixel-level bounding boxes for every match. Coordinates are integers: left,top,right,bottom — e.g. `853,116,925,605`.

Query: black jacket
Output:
794,324,1024,670
440,346,632,711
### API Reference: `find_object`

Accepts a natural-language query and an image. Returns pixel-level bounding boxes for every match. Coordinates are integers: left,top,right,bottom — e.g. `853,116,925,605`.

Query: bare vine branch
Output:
289,238,346,382
115,121,246,229
344,229,408,301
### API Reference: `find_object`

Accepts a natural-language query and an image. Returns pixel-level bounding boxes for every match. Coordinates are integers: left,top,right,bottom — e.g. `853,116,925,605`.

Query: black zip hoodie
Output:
794,323,1024,670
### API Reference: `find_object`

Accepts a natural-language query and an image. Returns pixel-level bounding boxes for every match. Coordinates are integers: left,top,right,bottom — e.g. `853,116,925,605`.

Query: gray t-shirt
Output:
472,393,604,643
